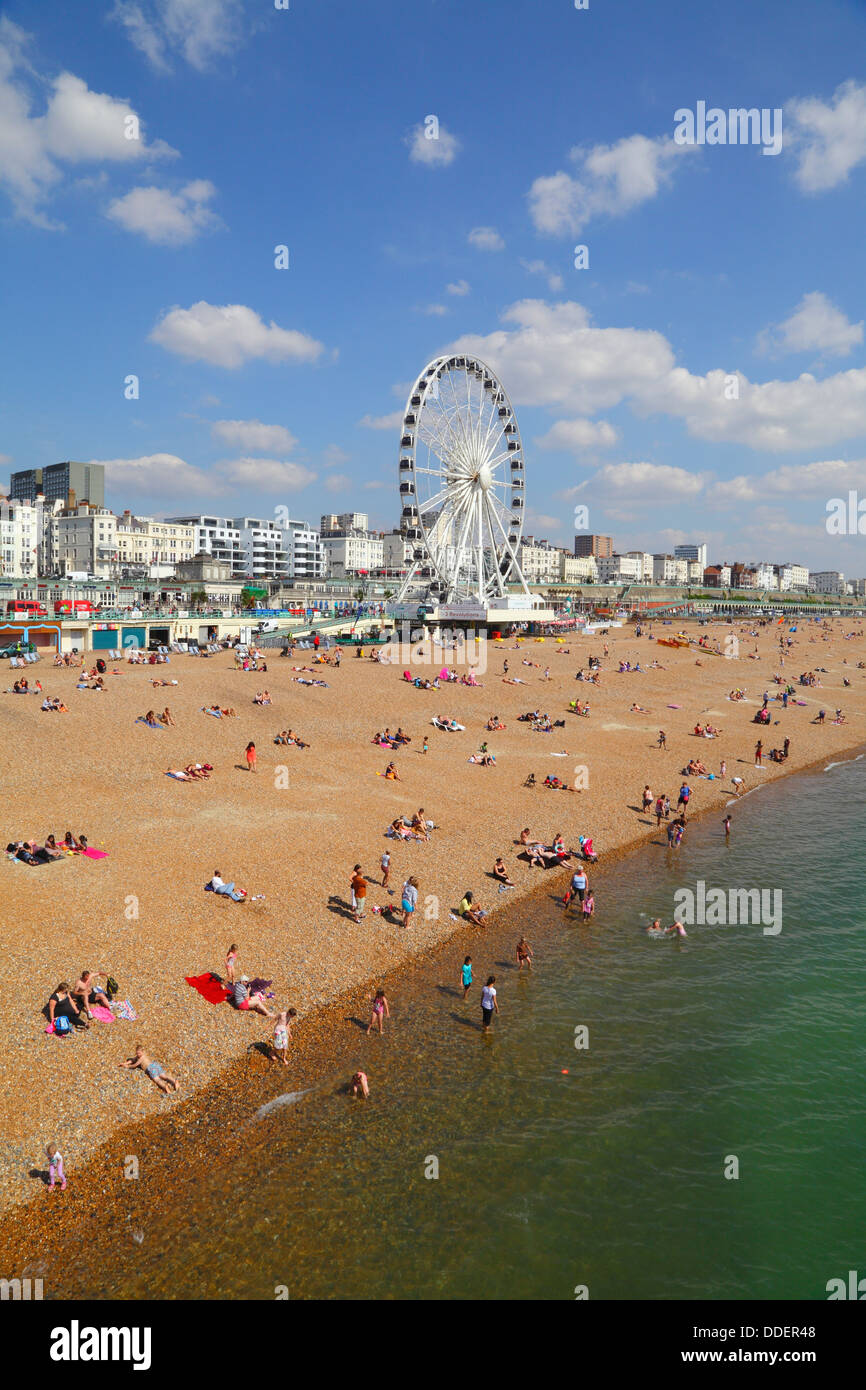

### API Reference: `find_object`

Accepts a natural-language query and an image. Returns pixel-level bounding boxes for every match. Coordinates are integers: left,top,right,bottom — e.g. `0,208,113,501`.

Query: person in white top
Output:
480,976,499,1033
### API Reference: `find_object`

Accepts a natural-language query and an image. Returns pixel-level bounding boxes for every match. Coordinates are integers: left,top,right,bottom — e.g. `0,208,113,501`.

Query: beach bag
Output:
105,975,119,1000
54,1015,71,1036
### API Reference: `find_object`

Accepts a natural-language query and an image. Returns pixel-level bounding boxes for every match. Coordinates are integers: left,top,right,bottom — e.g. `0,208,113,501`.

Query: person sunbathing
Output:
410,811,429,841
230,980,274,1017
630,703,647,713
390,818,422,842
119,1045,179,1093
384,762,401,780
184,763,212,779
518,827,532,845
159,707,175,726
166,767,193,780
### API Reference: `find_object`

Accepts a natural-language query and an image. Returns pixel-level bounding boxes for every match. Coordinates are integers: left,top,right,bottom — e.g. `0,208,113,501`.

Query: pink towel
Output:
83,848,108,859
89,1005,115,1022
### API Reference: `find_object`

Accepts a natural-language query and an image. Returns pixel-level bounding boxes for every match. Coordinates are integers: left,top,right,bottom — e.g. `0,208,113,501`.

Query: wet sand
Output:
1,617,863,1231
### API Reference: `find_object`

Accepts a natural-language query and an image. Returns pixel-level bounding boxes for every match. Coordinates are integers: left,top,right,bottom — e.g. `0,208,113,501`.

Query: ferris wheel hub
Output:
475,463,493,492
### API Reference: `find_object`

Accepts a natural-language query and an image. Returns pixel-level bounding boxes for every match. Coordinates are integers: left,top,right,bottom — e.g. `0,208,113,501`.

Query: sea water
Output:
56,756,866,1300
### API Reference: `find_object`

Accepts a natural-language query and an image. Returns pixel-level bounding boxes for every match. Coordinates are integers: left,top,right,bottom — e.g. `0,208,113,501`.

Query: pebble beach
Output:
1,617,864,1227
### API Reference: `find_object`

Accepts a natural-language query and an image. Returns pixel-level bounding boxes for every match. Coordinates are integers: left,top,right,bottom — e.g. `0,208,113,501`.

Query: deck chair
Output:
9,657,20,668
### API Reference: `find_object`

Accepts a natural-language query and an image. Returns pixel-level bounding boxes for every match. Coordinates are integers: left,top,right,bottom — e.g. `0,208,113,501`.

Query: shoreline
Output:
1,737,864,1291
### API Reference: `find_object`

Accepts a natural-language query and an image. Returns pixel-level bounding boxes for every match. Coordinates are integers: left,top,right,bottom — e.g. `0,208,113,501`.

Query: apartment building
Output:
0,498,41,577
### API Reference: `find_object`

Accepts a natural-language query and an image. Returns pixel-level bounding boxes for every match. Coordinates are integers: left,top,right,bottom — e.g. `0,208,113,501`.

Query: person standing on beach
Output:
663,794,671,819
366,988,390,1036
723,814,732,840
351,864,367,922
582,890,595,921
401,876,419,927
655,795,665,829
755,740,763,767
720,759,727,779
46,1143,66,1193
677,782,691,811
225,943,239,983
516,936,533,971
380,850,391,890
657,730,667,749
461,955,473,999
245,741,257,773
642,785,653,814
480,976,499,1033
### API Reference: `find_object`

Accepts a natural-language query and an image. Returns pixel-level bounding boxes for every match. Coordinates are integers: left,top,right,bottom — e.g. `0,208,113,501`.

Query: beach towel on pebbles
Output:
185,973,231,1004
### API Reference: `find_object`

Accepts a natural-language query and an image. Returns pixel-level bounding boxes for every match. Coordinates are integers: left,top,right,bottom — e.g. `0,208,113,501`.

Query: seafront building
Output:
11,461,105,509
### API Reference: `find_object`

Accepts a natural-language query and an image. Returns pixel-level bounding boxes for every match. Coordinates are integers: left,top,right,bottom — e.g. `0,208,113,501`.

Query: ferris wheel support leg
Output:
395,561,421,604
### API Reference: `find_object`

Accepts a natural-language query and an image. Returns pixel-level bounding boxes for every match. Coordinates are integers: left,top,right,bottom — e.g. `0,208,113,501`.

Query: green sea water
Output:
51,755,866,1301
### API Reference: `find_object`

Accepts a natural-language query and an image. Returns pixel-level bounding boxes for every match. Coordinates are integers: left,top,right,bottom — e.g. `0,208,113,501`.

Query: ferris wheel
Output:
395,354,530,606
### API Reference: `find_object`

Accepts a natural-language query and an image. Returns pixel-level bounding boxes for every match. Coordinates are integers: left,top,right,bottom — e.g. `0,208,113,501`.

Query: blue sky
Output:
1,0,865,573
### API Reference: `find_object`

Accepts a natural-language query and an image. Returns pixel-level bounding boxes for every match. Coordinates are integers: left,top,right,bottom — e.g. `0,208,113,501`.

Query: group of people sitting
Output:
7,676,42,694
752,707,772,725
541,773,574,790
40,695,69,712
568,699,590,716
253,690,272,705
486,714,506,731
693,721,722,737
46,970,115,1031
236,655,268,672
387,809,435,842
139,707,175,727
403,670,439,689
52,652,81,667
7,831,89,864
683,757,708,776
127,650,169,665
372,727,411,748
274,729,309,747
202,704,237,717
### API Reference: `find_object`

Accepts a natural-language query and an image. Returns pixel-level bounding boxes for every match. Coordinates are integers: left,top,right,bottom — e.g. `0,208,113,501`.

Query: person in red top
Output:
351,864,367,922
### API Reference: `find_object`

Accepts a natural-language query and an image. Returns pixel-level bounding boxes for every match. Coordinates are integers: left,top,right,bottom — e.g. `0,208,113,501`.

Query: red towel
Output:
185,973,230,1004
83,848,108,859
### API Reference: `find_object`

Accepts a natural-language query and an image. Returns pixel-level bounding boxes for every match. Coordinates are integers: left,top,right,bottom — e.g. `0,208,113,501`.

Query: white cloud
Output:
325,473,352,493
359,411,403,431
323,445,350,468
423,303,448,316
521,258,565,292
95,452,218,497
468,226,504,251
150,301,325,368
451,299,674,413
106,179,219,244
528,133,695,236
589,461,708,502
446,279,470,296
212,419,297,453
217,457,317,491
644,364,866,452
450,298,866,452
786,79,866,193
714,458,866,505
110,0,244,73
536,418,619,451
757,291,863,358
406,121,460,166
0,19,176,224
